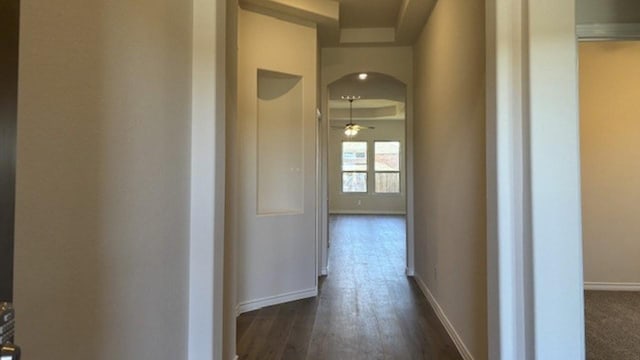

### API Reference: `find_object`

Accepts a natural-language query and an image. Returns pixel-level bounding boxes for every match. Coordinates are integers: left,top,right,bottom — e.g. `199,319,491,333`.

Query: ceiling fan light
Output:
345,127,358,137
343,96,361,137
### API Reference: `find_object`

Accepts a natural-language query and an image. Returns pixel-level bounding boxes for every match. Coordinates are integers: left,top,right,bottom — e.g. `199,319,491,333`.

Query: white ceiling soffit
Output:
328,74,407,122
239,0,339,27
328,100,406,121
328,73,406,102
240,0,437,46
327,0,437,46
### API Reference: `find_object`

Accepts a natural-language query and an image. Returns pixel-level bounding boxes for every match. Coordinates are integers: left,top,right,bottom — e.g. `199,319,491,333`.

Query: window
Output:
342,141,367,192
374,141,401,193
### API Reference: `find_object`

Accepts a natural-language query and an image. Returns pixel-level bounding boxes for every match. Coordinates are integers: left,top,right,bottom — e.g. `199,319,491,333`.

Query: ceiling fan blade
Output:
352,125,375,130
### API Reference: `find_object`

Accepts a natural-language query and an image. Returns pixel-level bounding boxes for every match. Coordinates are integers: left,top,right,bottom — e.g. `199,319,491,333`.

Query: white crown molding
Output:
577,23,640,41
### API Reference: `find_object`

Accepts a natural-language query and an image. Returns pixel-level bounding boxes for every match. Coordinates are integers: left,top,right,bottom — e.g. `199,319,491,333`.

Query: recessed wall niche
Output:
257,69,304,215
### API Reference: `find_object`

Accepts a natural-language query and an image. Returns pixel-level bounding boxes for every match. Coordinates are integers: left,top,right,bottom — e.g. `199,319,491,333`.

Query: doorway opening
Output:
578,39,640,359
322,72,412,278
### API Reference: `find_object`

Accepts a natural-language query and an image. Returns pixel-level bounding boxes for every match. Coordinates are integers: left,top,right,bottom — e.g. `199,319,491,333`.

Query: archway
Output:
321,72,412,277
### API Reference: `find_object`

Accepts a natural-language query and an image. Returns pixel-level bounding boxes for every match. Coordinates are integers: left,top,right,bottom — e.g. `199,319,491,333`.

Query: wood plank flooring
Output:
237,215,462,360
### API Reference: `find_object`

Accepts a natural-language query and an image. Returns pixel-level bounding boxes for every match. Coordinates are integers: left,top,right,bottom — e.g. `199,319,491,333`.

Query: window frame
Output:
373,140,401,194
341,141,368,193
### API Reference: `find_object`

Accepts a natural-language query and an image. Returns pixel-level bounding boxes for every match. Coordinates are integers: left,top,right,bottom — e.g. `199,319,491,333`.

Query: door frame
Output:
486,0,585,359
318,54,416,278
320,78,415,277
188,0,229,359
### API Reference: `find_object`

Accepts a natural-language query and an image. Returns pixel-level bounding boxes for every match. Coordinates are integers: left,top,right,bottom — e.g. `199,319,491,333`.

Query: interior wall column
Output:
486,0,585,358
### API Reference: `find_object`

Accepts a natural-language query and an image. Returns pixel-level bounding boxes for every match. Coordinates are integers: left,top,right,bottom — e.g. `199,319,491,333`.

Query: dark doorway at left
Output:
0,0,20,303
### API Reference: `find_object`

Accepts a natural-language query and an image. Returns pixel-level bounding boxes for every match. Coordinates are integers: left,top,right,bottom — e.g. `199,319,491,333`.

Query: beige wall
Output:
14,0,192,358
235,8,318,310
328,120,406,214
580,41,640,285
413,0,487,358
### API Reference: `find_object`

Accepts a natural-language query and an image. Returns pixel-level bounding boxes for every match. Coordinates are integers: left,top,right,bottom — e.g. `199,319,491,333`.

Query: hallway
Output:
236,215,462,359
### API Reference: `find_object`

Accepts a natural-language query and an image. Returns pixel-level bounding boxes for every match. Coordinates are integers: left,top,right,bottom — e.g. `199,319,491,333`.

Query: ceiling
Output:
577,0,640,24
239,0,438,46
339,0,404,28
240,0,640,46
328,72,406,102
326,0,437,46
328,73,406,122
328,99,406,121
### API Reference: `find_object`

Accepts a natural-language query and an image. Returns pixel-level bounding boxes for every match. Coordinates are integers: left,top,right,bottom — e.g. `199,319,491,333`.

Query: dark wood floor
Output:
237,215,462,360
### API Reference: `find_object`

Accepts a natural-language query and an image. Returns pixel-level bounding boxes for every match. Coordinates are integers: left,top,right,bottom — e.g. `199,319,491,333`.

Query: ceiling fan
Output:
332,95,375,137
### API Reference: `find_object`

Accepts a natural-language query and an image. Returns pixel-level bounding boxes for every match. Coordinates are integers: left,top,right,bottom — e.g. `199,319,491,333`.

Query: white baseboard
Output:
319,267,328,276
405,267,415,276
237,287,317,314
584,282,640,291
329,210,407,215
414,274,474,360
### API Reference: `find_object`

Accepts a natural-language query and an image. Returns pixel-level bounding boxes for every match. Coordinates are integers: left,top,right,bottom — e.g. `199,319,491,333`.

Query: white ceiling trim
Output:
577,23,640,41
240,0,339,26
242,0,439,46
